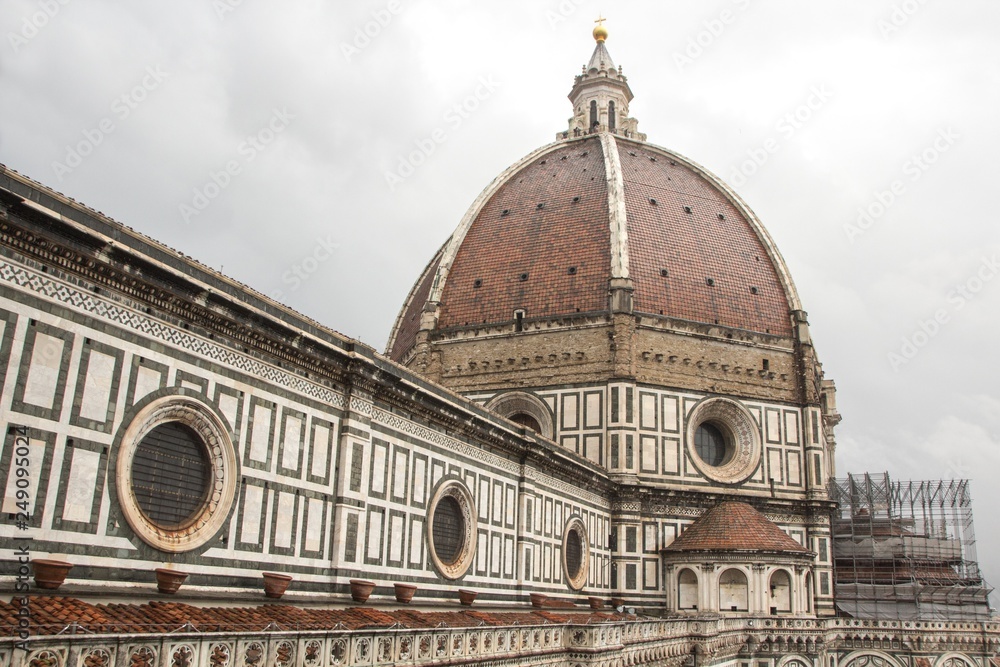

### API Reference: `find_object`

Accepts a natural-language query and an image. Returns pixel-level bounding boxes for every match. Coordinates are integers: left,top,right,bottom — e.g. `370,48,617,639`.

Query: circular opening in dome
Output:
131,422,211,530
432,496,465,566
694,422,733,468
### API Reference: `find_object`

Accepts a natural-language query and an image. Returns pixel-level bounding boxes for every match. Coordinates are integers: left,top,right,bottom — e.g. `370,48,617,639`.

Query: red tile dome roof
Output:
386,134,801,363
664,501,810,554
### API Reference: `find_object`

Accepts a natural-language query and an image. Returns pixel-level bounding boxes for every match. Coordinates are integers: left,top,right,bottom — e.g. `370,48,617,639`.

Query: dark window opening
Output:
432,496,465,565
608,101,616,132
131,422,211,530
589,100,598,129
566,528,583,579
510,412,541,433
695,422,729,467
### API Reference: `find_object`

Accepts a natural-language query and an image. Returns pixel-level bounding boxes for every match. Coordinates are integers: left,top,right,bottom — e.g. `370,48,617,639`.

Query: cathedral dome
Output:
386,27,812,410
387,133,801,365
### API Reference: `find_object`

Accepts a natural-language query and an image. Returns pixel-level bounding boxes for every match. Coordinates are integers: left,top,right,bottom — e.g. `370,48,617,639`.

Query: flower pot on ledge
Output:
32,559,73,590
262,572,293,599
529,593,547,608
350,579,376,603
458,589,477,606
588,596,604,610
394,582,417,604
154,568,189,594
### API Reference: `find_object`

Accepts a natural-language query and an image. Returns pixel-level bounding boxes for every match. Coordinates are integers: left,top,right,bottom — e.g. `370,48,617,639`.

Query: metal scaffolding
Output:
830,472,993,621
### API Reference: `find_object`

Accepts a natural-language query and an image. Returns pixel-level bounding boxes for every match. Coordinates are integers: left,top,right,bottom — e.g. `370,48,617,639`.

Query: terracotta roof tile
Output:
664,502,809,554
0,597,624,637
437,138,611,330
387,135,796,363
617,139,793,336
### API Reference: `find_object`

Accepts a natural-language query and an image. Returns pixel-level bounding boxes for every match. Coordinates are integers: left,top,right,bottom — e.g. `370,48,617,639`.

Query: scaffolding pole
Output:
830,472,992,621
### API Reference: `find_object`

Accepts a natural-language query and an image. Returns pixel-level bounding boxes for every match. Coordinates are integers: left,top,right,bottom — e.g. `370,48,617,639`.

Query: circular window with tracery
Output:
427,479,477,580
114,393,238,552
132,422,212,529
562,516,589,590
685,397,761,485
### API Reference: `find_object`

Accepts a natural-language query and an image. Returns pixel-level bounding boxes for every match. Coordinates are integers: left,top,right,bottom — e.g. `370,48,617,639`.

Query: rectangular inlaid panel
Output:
365,507,384,564
583,434,602,465
21,332,66,408
767,448,784,484
272,492,297,551
784,410,800,444
369,439,388,498
61,447,102,524
640,435,657,473
12,322,74,420
639,392,657,430
561,393,579,430
584,391,602,429
247,399,275,466
303,497,325,555
74,347,120,425
391,447,409,503
662,395,679,433
408,516,424,568
787,452,802,487
765,408,782,444
411,454,427,508
240,485,265,546
308,419,334,484
278,411,304,475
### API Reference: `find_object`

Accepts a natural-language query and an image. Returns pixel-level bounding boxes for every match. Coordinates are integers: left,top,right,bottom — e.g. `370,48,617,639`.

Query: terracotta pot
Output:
154,568,189,594
529,592,547,608
588,596,604,610
458,589,477,606
31,559,73,590
394,582,417,604
262,572,293,599
350,579,376,603
611,597,625,608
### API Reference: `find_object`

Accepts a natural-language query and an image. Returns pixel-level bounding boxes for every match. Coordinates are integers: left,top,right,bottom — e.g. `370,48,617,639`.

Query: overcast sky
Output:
3,1,998,598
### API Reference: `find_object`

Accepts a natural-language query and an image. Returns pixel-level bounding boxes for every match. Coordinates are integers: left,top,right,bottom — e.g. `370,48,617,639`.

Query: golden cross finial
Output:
593,15,608,42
